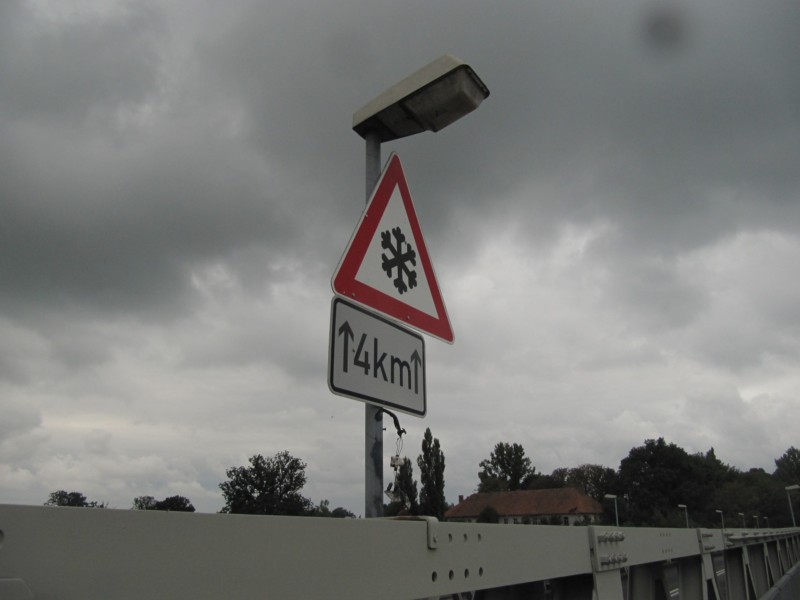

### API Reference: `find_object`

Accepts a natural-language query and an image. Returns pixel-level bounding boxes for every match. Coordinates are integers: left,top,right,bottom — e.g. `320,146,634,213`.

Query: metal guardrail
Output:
1,504,798,599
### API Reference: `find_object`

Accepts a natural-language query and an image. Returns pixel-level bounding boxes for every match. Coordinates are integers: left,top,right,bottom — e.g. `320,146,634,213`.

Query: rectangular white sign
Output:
328,297,426,417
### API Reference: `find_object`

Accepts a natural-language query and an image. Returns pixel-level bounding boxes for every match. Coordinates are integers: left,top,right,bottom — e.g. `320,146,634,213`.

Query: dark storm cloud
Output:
0,2,163,124
400,0,800,257
2,0,799,513
0,3,303,321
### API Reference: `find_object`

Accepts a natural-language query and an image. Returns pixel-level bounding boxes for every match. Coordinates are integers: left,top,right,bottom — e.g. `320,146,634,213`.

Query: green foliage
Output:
384,457,419,516
476,505,499,523
133,495,195,512
613,439,793,527
473,436,796,527
478,442,535,492
133,495,158,510
525,464,617,501
618,438,696,526
417,428,446,519
774,446,800,485
564,464,618,502
157,495,196,512
310,499,356,518
219,451,312,516
45,490,105,508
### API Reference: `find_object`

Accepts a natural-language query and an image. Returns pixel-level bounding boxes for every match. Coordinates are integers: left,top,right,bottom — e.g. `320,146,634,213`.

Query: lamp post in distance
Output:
604,494,619,527
753,515,760,528
715,509,725,530
785,484,799,527
353,55,489,518
678,504,689,528
738,512,746,528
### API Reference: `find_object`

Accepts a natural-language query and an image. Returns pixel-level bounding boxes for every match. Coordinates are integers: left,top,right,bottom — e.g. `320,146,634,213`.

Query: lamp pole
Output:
362,132,383,519
352,55,489,517
786,484,799,527
604,494,619,527
754,515,760,528
715,509,725,530
738,512,746,528
678,504,689,528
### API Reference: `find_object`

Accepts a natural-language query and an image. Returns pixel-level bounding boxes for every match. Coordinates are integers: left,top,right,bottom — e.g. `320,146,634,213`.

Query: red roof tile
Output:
445,488,603,520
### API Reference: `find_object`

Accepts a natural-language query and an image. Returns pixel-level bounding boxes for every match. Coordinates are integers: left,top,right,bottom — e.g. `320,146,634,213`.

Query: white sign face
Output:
328,297,426,417
331,153,454,343
354,183,437,316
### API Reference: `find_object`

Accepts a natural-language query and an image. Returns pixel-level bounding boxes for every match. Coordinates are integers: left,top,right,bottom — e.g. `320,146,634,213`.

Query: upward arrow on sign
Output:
332,153,454,343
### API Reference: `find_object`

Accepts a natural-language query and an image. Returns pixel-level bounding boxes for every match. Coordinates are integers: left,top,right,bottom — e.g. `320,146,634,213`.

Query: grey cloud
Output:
1,0,799,514
0,2,164,125
0,398,41,445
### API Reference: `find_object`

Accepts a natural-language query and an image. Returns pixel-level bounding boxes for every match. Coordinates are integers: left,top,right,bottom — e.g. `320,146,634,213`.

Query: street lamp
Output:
738,512,746,528
786,484,799,527
715,509,725,530
604,494,619,527
353,55,490,143
753,515,760,528
678,504,689,528
353,55,489,518
764,516,770,528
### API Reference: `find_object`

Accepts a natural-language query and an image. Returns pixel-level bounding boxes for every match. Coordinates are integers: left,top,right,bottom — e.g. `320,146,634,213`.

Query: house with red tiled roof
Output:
445,488,603,525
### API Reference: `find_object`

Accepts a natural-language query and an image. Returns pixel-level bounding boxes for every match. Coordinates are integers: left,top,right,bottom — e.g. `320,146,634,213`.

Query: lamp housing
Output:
353,54,490,142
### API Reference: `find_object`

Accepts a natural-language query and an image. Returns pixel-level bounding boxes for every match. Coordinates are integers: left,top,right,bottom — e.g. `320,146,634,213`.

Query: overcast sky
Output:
2,0,799,514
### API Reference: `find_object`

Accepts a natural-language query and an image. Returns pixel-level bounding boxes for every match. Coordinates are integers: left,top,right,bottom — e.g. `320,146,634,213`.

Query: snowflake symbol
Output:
381,227,417,294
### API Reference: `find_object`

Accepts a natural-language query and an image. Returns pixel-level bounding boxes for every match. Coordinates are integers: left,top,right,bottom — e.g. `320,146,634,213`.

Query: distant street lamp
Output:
604,494,619,527
764,516,770,528
738,512,746,528
678,504,689,528
715,509,725,530
352,55,489,518
786,484,799,527
753,515,760,528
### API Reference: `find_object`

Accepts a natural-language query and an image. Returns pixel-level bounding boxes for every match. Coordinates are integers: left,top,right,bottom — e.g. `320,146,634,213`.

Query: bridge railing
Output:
1,504,798,599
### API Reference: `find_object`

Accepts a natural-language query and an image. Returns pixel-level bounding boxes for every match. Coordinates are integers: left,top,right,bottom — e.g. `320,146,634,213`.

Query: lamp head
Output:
353,55,489,142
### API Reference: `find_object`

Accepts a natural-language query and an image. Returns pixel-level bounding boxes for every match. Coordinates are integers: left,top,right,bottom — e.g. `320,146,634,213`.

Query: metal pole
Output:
613,498,619,527
364,130,383,518
788,490,797,528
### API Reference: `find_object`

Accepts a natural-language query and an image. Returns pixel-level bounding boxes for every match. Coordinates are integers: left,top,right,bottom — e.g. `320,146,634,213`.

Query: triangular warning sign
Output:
332,153,454,343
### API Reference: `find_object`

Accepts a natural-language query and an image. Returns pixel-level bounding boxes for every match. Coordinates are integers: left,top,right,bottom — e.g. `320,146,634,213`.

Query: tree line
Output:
476,439,800,528
44,435,800,527
43,427,447,519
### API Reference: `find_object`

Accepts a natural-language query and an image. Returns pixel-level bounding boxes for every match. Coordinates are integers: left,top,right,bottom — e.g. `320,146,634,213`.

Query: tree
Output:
476,505,500,523
617,438,694,526
308,500,356,518
45,490,105,508
219,451,312,516
156,495,196,512
417,428,446,519
134,494,196,512
526,467,568,490
616,439,736,527
331,506,356,518
565,464,618,502
385,457,419,516
478,442,535,492
774,446,800,485
133,495,158,510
